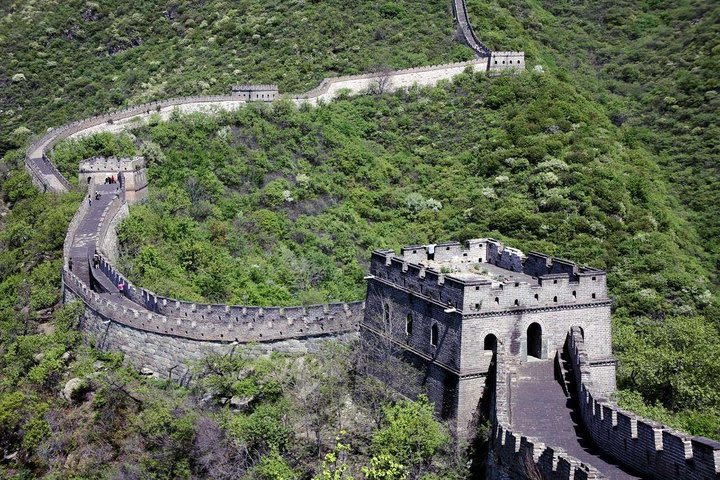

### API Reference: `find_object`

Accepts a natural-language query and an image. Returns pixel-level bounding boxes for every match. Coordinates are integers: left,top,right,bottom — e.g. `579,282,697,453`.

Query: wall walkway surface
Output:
489,354,609,479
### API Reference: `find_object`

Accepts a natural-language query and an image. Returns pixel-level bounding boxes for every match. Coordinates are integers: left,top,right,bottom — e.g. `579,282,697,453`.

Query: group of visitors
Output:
104,175,117,184
87,191,101,205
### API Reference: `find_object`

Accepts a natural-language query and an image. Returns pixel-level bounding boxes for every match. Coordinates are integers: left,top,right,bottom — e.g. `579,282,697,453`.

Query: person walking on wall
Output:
118,281,125,294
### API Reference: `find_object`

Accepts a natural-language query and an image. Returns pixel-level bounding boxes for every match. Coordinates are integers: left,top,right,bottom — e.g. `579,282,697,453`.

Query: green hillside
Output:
0,0,719,478
0,0,470,153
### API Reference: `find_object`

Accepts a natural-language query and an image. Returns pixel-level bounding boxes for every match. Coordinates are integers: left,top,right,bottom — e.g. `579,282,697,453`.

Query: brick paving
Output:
511,359,644,479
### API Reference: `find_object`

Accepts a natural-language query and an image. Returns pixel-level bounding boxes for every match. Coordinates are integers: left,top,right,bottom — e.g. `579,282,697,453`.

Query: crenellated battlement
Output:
369,239,608,314
79,156,145,173
567,328,720,479
93,255,363,343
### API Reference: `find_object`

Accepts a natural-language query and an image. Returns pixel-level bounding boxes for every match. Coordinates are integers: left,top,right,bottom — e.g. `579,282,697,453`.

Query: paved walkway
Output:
69,184,119,283
511,359,643,479
453,0,491,56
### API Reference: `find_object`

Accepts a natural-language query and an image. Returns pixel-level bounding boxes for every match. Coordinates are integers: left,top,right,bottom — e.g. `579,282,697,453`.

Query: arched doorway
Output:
527,323,542,359
483,334,498,353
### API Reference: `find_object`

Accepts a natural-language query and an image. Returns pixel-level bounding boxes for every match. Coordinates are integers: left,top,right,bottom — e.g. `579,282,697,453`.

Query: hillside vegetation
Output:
0,0,719,478
0,0,470,154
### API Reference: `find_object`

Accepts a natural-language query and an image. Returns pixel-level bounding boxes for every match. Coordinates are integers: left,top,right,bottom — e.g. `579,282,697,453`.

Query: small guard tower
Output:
78,156,148,204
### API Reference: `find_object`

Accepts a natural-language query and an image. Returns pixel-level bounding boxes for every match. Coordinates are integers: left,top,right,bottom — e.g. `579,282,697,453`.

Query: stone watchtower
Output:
360,238,616,436
230,84,279,101
79,156,148,204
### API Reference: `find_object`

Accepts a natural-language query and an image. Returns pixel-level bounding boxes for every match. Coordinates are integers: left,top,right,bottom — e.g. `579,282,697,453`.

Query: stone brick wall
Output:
488,52,526,72
94,255,363,343
24,58,522,194
231,84,279,101
290,59,493,105
65,286,357,379
567,328,720,479
371,242,609,317
363,239,614,438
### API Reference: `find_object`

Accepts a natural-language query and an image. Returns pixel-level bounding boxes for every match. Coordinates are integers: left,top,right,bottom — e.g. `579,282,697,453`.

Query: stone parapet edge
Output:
567,327,720,479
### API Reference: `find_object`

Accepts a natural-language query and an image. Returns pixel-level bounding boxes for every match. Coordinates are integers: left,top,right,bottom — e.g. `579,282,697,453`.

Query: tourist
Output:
118,281,125,293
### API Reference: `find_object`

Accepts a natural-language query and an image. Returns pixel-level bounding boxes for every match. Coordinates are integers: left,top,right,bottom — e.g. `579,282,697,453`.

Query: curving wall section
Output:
567,328,720,479
57,178,364,376
489,354,607,479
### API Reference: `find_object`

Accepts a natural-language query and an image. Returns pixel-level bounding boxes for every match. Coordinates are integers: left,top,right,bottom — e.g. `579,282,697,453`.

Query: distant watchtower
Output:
78,156,148,204
361,238,616,436
230,84,279,102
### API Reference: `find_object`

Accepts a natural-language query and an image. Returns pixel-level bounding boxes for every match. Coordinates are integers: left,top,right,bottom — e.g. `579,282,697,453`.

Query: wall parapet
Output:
91,255,363,343
369,239,608,314
567,328,720,479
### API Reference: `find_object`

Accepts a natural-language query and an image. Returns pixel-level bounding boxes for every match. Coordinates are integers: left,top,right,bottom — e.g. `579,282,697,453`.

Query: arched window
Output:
405,314,413,335
572,290,577,299
513,299,519,306
553,296,558,303
484,334,498,353
430,324,439,347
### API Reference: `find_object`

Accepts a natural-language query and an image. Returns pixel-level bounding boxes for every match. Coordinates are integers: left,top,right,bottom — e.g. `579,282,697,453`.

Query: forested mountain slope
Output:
0,0,718,478
0,0,470,154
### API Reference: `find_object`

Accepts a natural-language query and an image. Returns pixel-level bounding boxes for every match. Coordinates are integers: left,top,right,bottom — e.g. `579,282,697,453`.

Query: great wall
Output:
22,2,720,478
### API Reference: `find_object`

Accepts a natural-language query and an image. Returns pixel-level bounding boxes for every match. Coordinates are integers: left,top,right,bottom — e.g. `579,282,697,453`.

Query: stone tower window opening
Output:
534,293,539,301
494,297,499,304
592,293,596,299
553,296,558,303
527,322,542,359
430,323,439,347
572,290,577,299
484,334,498,353
513,299,519,306
405,314,413,335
